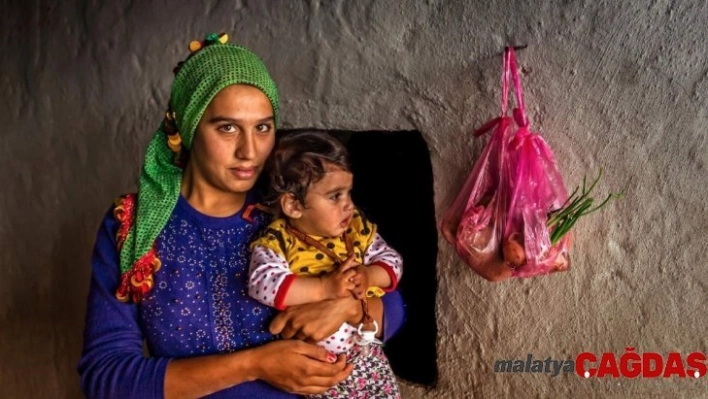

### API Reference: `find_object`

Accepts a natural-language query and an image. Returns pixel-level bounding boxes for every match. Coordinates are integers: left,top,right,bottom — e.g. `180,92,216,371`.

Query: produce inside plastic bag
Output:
441,47,571,281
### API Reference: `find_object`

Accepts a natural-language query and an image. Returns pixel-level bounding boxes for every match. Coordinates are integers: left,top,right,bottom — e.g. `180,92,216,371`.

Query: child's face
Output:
293,166,355,238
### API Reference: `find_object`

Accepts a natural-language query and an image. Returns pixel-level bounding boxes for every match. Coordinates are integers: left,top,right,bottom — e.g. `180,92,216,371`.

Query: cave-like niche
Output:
272,129,438,386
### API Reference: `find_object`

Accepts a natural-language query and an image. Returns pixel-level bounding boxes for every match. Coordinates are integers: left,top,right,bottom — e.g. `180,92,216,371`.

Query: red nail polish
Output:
327,352,337,362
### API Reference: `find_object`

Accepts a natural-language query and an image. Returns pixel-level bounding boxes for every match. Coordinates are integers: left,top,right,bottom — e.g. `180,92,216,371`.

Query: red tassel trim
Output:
113,194,162,303
113,194,135,250
115,246,161,303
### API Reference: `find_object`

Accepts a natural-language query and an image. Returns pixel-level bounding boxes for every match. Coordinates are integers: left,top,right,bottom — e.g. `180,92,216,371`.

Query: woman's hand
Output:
249,340,352,395
270,296,363,342
164,339,350,398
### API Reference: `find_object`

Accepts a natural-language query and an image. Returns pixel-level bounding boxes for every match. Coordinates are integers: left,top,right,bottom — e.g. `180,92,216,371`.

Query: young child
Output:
248,131,403,399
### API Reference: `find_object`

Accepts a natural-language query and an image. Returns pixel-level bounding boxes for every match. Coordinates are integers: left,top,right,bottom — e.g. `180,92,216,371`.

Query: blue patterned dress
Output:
78,193,405,398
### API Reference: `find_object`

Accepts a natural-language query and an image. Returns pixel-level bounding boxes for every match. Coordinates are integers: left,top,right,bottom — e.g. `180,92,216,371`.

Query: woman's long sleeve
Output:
381,288,406,343
77,210,169,399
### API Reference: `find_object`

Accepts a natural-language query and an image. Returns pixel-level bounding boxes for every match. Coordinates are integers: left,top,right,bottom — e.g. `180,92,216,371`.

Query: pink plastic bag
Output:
441,47,572,281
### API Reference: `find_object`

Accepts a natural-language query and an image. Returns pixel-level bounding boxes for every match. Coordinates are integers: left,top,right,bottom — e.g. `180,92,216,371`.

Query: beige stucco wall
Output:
1,1,706,397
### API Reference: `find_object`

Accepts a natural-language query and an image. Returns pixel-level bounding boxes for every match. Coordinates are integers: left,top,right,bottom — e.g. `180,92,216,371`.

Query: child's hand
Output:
320,256,358,300
349,265,370,300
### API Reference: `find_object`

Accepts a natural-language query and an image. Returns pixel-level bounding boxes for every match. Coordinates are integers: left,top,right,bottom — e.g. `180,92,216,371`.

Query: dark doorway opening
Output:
274,129,438,386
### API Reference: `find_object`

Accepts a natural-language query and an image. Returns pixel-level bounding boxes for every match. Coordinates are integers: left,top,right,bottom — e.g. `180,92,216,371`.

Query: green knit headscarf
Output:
119,35,279,278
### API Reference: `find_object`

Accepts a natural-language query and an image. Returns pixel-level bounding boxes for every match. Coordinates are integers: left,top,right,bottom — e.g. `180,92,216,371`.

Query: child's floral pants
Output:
307,344,401,399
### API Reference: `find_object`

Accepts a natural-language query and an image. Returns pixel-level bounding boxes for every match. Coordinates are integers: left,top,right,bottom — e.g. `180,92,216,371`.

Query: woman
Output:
77,33,405,398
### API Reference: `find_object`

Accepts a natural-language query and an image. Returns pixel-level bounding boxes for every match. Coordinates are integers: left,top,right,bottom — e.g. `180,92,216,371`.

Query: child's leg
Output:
307,345,401,399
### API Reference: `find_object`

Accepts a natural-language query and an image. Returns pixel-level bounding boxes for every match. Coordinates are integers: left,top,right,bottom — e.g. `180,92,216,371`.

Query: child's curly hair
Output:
264,131,351,207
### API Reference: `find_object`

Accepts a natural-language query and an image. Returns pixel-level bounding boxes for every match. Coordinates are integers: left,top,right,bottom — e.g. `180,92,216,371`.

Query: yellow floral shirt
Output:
249,209,403,310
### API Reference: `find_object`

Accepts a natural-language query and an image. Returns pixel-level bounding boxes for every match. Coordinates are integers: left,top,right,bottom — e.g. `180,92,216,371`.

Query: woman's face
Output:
188,84,275,198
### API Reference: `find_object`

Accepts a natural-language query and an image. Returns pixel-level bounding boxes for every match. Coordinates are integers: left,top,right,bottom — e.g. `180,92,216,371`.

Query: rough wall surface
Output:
1,0,706,397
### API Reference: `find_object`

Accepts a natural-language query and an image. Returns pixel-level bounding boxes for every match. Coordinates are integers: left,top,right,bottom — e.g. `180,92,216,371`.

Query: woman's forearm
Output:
346,297,385,338
346,292,406,341
166,340,350,398
164,349,258,399
270,290,406,343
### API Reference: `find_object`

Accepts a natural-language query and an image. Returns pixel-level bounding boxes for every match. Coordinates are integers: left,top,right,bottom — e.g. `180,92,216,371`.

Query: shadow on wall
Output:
275,129,439,386
0,205,95,398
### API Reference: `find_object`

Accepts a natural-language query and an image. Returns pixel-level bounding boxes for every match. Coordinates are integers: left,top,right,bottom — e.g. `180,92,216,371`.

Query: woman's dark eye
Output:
256,124,272,133
219,124,237,133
